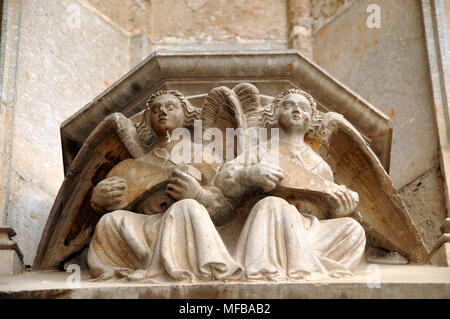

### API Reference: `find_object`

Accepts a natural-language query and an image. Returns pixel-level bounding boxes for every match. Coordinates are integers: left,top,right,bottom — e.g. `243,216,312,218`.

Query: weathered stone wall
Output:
82,0,289,52
399,167,447,249
2,0,129,265
310,0,356,33
446,1,450,41
313,0,447,250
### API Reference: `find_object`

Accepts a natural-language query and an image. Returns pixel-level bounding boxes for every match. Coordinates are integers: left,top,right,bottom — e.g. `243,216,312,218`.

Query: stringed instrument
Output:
105,159,216,212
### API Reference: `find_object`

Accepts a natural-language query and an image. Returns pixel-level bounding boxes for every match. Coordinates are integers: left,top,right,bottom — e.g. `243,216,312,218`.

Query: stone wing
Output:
316,112,429,263
201,86,247,136
33,113,145,270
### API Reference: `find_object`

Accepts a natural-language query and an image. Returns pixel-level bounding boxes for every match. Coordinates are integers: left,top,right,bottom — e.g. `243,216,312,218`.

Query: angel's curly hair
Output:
259,88,325,139
136,90,201,145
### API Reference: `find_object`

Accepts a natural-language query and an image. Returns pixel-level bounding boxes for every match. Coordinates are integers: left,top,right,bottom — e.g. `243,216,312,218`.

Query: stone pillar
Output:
422,0,450,266
0,227,24,275
437,0,450,268
0,0,24,275
287,0,313,59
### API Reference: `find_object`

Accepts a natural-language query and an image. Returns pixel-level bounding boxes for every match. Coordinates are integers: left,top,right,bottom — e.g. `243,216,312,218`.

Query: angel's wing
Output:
33,113,147,270
201,86,247,136
316,112,429,263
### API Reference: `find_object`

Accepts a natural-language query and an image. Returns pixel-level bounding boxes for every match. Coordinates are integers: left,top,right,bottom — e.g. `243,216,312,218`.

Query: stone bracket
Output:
0,227,24,276
422,0,450,266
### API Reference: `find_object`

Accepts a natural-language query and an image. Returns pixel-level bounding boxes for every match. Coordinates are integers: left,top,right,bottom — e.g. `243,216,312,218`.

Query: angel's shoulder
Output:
308,148,334,181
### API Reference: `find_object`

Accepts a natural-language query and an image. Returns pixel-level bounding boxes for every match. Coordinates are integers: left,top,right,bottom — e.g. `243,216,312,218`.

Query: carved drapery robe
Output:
215,144,366,280
87,148,242,282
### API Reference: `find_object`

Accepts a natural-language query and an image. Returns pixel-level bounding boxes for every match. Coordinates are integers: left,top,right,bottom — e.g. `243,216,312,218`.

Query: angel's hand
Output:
165,169,203,201
330,185,359,217
239,163,284,192
91,176,127,211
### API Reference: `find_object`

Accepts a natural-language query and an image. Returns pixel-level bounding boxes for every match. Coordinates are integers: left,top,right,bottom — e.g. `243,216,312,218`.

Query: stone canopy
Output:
60,50,392,174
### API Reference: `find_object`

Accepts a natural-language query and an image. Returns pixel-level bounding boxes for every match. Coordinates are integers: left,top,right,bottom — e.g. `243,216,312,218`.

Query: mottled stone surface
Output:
4,0,129,265
430,243,450,266
0,250,23,276
313,0,440,191
311,0,356,33
313,0,448,255
82,0,288,49
80,0,151,36
446,1,450,42
288,0,313,58
399,166,447,250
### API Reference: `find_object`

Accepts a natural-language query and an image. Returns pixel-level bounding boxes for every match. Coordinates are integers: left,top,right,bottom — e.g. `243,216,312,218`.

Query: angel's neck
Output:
154,133,178,152
278,129,307,148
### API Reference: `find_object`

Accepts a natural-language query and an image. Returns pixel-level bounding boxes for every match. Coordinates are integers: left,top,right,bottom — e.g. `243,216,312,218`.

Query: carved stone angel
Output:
214,89,366,279
87,90,242,281
34,83,429,279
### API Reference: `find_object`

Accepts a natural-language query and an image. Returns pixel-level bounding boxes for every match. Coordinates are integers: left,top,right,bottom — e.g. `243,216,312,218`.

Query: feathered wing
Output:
201,86,247,136
316,112,429,263
33,113,148,270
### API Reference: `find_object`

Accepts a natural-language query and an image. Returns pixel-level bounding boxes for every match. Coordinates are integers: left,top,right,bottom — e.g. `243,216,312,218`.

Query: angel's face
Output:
277,93,312,133
149,94,185,135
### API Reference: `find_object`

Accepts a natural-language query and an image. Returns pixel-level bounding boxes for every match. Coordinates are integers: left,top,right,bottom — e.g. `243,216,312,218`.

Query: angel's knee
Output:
166,199,208,218
252,196,290,215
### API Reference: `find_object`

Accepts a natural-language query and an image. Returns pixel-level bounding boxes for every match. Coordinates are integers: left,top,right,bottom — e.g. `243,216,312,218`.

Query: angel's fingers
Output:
109,191,125,197
332,192,345,212
268,169,284,180
341,191,352,213
265,174,282,184
261,180,276,193
172,169,192,180
103,177,125,184
101,182,127,191
106,176,122,181
165,190,181,200
108,198,122,205
169,177,187,187
349,193,358,212
100,186,115,193
114,182,127,190
166,183,183,193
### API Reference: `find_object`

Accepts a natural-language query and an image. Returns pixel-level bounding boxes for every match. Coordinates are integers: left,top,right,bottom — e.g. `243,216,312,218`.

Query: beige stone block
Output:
430,243,450,267
313,0,440,190
0,228,24,276
0,250,24,276
82,0,288,45
399,166,447,250
3,0,130,265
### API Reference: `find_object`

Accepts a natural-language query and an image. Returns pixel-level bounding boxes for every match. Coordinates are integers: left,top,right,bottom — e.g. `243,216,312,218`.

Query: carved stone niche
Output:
33,51,429,282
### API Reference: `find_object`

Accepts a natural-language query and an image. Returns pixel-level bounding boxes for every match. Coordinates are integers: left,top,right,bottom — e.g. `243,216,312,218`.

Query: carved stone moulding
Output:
59,50,392,174
0,227,24,276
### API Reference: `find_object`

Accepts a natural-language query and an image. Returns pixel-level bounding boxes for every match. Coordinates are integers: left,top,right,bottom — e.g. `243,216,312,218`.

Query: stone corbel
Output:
0,227,24,276
430,219,450,266
421,0,450,266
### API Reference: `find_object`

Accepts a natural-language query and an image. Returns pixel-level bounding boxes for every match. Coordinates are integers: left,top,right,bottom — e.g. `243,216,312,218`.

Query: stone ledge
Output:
1,265,449,299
